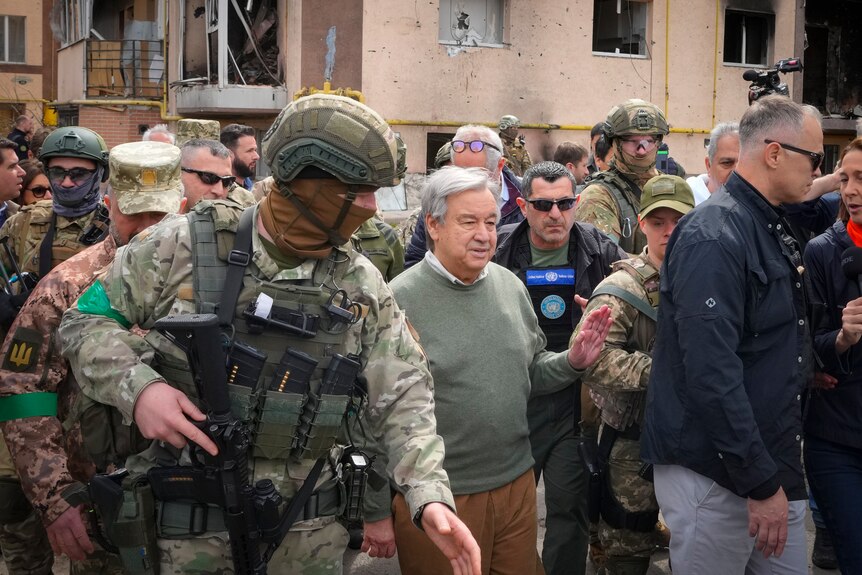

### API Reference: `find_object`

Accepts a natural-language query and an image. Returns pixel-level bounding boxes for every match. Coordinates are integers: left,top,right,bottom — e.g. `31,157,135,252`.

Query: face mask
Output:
260,179,376,259
51,166,103,218
611,141,657,186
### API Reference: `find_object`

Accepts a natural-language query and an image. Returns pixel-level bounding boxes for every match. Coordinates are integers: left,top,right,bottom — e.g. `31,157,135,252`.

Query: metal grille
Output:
86,40,164,99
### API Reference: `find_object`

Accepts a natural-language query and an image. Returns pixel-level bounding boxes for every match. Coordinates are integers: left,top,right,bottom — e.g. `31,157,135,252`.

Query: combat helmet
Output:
261,94,402,188
39,126,110,182
602,99,669,141
499,115,520,131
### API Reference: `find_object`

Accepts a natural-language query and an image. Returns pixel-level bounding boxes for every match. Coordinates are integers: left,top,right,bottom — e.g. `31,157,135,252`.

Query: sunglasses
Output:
46,166,97,185
524,197,578,212
181,167,235,188
764,139,824,171
26,185,50,198
620,136,659,151
451,140,501,154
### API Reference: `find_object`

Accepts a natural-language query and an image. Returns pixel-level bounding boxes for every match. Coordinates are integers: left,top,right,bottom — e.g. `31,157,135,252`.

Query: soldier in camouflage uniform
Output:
574,175,694,575
0,141,184,575
352,216,404,281
175,118,221,147
575,100,669,255
59,94,481,575
499,115,533,177
0,126,111,575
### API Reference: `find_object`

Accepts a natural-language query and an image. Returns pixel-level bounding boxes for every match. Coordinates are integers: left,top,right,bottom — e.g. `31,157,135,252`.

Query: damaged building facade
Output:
3,0,860,183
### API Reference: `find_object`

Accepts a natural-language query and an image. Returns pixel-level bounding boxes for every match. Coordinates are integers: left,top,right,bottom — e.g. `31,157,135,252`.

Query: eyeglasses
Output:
181,167,235,188
764,139,824,171
451,140,501,154
26,185,50,198
46,166,97,185
524,197,578,212
620,136,659,152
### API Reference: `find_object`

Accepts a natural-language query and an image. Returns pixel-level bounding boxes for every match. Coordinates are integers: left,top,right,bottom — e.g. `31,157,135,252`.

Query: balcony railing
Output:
86,40,164,99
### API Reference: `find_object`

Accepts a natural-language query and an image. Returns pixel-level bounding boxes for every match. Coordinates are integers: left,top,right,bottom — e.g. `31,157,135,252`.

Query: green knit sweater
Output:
390,259,581,495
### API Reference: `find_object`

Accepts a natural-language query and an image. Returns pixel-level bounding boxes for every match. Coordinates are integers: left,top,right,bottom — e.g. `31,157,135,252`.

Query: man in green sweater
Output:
363,166,611,575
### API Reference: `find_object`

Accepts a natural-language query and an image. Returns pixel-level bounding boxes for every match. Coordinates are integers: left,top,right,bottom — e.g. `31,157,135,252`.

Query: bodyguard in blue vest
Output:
494,161,625,575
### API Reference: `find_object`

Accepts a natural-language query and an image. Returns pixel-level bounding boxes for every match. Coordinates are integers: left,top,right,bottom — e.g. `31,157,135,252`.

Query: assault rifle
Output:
154,313,327,574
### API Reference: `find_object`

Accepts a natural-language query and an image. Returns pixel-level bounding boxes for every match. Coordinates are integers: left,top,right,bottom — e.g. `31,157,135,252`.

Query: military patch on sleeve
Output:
2,327,42,373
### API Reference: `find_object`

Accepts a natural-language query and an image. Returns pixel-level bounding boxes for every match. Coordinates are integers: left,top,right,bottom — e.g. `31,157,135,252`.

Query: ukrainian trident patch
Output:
3,327,41,373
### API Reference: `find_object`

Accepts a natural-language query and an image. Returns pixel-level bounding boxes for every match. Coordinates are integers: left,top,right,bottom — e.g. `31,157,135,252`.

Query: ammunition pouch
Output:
254,390,304,460
75,393,149,472
0,478,33,523
597,425,658,533
93,473,160,575
291,389,352,461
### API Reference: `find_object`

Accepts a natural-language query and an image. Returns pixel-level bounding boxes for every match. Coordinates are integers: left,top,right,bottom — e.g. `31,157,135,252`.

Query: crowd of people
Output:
0,90,858,575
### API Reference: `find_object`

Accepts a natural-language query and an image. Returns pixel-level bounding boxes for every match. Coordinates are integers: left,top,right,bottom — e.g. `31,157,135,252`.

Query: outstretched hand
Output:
420,502,481,575
568,304,612,370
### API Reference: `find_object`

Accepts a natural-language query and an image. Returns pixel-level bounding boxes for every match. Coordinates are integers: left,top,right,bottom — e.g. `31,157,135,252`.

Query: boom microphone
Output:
742,69,760,82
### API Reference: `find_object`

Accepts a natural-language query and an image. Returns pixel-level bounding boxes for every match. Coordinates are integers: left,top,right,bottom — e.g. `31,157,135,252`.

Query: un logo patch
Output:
540,295,566,320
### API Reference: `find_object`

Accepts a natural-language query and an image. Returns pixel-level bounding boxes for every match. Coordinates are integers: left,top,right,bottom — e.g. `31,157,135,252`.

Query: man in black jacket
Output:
494,161,624,575
405,124,523,268
641,95,823,574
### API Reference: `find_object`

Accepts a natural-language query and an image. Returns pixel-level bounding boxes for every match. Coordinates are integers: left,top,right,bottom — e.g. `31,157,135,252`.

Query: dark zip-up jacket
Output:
804,221,862,449
641,172,812,501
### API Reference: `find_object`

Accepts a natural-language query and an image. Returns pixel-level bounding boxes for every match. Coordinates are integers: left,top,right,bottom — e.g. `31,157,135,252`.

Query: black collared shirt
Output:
641,172,811,501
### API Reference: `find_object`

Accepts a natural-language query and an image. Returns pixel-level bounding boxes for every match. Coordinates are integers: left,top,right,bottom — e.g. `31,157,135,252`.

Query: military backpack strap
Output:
589,171,641,253
218,207,256,326
188,206,228,315
38,214,55,278
591,284,657,322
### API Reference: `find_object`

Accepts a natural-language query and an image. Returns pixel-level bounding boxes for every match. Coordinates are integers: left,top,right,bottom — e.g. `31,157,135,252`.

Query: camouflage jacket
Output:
0,235,116,524
575,165,658,255
395,207,421,249
502,136,532,178
59,204,454,518
576,248,659,431
352,217,404,282
0,200,105,277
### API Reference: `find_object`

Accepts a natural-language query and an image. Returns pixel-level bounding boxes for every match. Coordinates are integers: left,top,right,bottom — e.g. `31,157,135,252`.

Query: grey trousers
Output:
653,464,807,575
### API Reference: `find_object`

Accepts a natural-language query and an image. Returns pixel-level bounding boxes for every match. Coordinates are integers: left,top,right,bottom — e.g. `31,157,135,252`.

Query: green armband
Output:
77,280,131,328
0,393,58,422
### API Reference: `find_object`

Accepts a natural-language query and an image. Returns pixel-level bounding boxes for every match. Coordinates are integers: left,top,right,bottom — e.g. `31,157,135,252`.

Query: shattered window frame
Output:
723,9,772,67
0,15,25,63
592,0,649,58
438,0,505,48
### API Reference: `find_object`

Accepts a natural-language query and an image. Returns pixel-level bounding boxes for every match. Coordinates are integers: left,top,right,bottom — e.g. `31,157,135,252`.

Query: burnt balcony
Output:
57,39,164,102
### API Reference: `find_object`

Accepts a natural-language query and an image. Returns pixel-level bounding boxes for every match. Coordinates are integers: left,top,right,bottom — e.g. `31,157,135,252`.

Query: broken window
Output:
592,0,649,57
50,0,93,46
438,0,504,47
723,10,772,66
0,16,25,63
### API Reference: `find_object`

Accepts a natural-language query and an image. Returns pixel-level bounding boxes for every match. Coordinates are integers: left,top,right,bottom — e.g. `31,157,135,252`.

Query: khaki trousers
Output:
393,468,544,575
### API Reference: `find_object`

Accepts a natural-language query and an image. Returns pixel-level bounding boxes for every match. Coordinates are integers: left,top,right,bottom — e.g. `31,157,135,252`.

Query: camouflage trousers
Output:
154,517,348,574
599,437,658,562
0,491,53,575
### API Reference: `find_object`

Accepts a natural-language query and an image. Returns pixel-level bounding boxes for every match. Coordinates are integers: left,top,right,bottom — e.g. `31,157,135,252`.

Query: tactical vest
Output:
590,254,659,431
352,218,394,280
151,201,357,470
587,171,646,254
520,265,577,353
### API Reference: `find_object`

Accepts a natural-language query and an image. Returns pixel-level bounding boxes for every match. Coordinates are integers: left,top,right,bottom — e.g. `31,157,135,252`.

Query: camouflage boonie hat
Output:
261,94,401,188
604,99,669,139
639,174,694,218
175,119,221,146
108,141,183,215
434,141,452,168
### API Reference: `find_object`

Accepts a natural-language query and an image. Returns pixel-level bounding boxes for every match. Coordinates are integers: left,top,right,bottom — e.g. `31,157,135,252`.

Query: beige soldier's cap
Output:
639,174,695,218
108,141,183,215
175,119,221,146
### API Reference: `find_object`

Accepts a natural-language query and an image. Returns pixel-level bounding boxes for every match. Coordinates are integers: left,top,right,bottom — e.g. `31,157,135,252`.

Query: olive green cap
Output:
639,174,694,218
175,119,221,146
108,141,183,215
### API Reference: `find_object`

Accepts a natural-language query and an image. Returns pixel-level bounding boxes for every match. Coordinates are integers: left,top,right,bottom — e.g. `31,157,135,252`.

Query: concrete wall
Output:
358,0,803,174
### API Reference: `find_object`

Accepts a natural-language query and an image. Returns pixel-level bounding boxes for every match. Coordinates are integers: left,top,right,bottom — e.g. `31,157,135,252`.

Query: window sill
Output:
722,61,768,69
591,51,648,59
438,41,505,49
